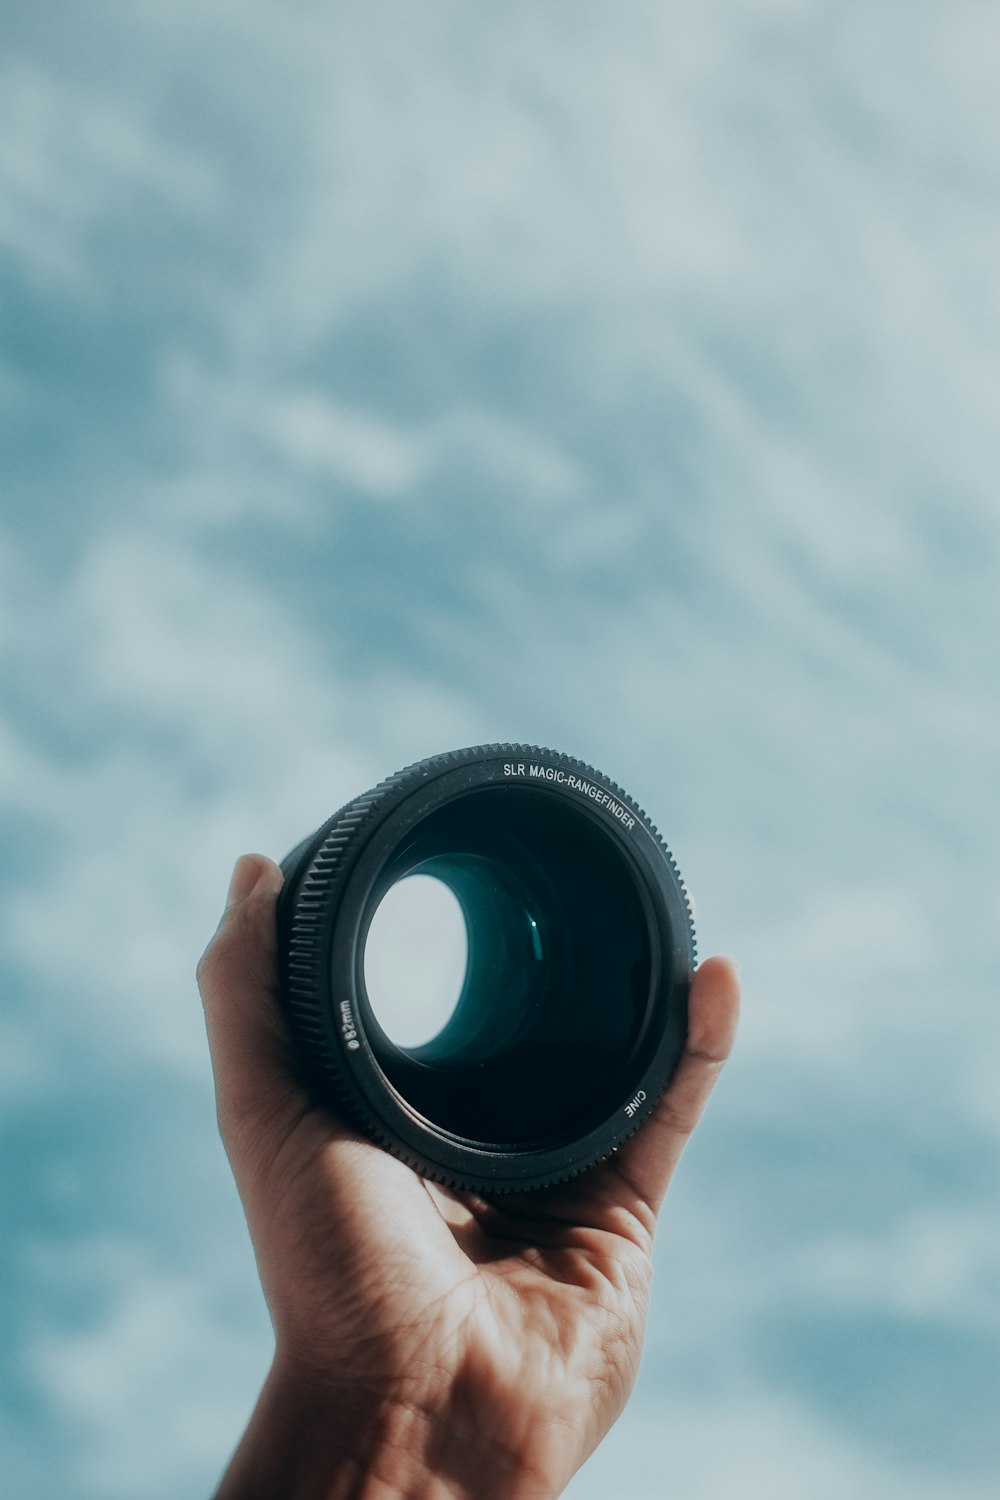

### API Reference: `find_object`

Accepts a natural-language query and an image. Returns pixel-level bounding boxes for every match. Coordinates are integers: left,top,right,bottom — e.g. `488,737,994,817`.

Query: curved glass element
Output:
359,786,656,1145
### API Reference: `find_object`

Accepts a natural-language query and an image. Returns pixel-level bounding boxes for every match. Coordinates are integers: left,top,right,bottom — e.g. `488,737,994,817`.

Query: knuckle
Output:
195,935,222,995
196,907,243,996
213,1081,256,1160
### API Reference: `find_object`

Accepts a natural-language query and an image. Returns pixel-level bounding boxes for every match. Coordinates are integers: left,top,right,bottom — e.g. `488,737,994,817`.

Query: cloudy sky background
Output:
1,1,998,1495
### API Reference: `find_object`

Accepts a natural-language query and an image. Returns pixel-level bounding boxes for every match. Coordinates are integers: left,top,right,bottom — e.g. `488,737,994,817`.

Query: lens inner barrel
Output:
355,786,656,1145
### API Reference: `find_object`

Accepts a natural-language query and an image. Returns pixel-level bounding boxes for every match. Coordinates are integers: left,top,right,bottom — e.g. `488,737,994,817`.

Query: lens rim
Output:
278,744,695,1192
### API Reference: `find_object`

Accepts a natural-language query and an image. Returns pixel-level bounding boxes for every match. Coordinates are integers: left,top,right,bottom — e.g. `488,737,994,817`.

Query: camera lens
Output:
277,744,695,1192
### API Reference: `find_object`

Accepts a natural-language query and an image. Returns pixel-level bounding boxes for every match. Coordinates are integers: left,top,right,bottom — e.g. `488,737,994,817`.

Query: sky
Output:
1,1,998,1495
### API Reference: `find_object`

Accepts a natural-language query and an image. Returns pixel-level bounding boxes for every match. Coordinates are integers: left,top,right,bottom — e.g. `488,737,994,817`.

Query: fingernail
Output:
227,855,264,908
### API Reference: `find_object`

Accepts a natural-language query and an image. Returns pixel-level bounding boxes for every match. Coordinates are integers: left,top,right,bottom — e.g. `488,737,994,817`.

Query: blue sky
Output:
1,2,998,1495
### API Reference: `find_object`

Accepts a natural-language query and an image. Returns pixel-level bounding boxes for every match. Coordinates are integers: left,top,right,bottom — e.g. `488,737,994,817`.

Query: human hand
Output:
198,854,740,1500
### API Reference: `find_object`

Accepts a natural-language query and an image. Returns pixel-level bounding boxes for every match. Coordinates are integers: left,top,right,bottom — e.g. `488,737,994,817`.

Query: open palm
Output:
198,855,739,1500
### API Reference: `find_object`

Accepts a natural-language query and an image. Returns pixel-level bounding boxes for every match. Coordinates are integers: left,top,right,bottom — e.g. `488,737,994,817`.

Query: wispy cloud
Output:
28,1238,268,1500
2,2,998,1496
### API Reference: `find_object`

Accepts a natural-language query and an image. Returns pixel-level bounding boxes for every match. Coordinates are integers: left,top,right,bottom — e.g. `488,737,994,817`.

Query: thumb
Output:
604,954,741,1218
197,853,306,1169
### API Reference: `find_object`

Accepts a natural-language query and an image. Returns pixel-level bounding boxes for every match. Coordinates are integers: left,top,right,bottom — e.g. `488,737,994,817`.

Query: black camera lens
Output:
277,744,695,1192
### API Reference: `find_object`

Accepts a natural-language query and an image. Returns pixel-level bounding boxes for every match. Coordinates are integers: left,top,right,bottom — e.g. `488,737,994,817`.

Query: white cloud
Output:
791,1209,1000,1331
730,882,938,1064
266,389,426,496
158,352,588,512
0,528,483,1073
567,1388,998,1500
0,59,218,294
29,1239,269,1500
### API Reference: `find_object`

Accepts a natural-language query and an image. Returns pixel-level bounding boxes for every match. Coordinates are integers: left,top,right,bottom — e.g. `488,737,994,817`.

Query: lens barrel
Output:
277,744,695,1192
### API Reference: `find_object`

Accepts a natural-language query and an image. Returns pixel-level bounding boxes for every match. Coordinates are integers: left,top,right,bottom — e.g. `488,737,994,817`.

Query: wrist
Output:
213,1357,561,1500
